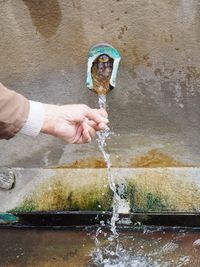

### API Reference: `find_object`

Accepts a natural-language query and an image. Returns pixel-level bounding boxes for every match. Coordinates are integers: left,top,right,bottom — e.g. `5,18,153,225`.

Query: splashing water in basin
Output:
1,228,199,267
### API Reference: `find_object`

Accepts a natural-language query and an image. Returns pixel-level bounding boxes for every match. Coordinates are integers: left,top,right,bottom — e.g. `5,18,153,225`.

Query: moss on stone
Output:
8,178,113,212
9,199,36,213
127,182,167,212
66,189,113,211
146,192,166,211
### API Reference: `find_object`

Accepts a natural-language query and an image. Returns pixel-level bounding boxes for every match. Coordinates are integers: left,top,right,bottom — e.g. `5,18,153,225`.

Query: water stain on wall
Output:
129,149,187,168
57,158,107,168
22,0,61,38
52,149,189,168
130,45,152,69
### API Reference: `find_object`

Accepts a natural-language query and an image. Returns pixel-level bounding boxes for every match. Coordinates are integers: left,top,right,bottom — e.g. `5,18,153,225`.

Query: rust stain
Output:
130,46,152,68
129,149,188,168
91,55,114,95
56,158,107,168
51,149,191,169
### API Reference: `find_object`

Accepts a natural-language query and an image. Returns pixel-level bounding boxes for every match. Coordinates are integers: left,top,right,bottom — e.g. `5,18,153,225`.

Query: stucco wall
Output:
0,0,200,167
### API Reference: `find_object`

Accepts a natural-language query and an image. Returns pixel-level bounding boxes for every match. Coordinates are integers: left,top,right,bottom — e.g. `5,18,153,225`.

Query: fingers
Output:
86,119,108,131
81,121,97,143
42,103,109,145
85,107,108,125
97,122,107,131
98,108,108,118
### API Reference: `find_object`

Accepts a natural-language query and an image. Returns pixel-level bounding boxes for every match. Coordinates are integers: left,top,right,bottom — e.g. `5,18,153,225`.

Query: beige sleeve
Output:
0,83,30,140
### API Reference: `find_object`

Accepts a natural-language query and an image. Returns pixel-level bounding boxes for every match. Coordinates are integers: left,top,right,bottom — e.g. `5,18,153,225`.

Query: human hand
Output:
41,104,108,144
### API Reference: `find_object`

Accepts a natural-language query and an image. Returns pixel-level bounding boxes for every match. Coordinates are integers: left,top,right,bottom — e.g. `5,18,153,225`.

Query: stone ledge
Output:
0,167,199,213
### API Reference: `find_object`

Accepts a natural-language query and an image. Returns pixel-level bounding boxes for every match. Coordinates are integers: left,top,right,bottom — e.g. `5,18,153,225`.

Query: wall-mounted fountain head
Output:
86,43,121,95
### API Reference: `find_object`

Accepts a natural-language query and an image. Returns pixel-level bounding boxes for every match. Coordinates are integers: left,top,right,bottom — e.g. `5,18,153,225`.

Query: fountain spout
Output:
86,43,121,95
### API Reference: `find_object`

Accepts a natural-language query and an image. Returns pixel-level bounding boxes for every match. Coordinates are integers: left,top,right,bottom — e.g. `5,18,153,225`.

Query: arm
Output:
0,83,30,139
0,83,108,143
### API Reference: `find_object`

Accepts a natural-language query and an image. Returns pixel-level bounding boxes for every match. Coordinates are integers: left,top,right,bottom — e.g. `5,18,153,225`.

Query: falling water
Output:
96,94,121,238
89,94,123,266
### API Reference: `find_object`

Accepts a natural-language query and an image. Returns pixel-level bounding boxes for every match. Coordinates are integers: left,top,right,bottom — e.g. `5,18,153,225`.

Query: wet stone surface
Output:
0,229,200,267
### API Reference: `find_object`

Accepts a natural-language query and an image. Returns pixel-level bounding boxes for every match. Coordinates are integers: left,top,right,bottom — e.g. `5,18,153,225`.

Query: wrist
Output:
41,104,59,135
19,101,44,137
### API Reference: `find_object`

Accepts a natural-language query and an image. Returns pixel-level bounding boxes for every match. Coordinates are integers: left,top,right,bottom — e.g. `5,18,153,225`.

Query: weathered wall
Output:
0,0,200,167
1,167,200,213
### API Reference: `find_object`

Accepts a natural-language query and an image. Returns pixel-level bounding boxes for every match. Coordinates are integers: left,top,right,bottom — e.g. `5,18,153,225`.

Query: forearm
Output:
0,83,108,143
0,83,30,139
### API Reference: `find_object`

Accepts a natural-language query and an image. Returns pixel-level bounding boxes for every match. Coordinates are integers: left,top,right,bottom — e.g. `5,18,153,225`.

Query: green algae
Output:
9,199,36,213
127,183,167,212
146,193,165,211
8,169,200,214
127,174,200,212
8,178,113,213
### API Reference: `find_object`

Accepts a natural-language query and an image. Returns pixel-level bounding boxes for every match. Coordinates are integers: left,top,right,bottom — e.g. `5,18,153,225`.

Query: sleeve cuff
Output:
19,101,44,137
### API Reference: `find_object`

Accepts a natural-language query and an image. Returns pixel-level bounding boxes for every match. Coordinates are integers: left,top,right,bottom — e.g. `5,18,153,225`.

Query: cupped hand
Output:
41,104,108,144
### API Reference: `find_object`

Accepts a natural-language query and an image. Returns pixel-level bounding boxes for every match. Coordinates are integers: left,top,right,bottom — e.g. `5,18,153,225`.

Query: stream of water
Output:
97,94,121,238
91,94,123,266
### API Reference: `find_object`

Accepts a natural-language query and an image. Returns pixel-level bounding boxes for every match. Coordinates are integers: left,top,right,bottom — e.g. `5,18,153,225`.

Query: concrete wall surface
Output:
0,0,200,167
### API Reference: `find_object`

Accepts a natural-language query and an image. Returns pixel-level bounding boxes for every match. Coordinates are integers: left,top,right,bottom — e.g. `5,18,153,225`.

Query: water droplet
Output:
193,239,200,246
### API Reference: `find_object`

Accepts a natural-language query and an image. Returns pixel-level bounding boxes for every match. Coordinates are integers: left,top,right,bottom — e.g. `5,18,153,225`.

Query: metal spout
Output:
86,43,121,95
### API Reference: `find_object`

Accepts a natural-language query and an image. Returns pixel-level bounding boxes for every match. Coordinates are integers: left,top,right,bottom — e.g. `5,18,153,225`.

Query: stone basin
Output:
0,167,200,227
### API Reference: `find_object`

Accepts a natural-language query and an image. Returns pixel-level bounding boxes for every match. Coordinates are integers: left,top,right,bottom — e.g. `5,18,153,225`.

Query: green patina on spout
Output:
86,43,121,94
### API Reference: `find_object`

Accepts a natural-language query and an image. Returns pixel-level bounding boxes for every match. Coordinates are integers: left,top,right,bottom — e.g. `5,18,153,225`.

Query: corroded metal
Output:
86,43,121,94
